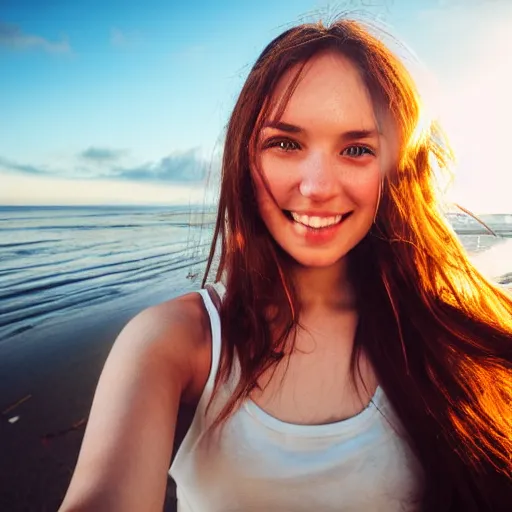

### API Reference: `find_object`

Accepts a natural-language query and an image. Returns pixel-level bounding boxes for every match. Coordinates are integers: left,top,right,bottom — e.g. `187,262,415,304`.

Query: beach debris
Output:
1,394,32,415
72,418,87,429
8,416,20,424
41,416,88,442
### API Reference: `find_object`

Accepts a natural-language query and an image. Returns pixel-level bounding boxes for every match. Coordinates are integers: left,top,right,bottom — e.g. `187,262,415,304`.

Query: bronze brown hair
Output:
201,18,512,511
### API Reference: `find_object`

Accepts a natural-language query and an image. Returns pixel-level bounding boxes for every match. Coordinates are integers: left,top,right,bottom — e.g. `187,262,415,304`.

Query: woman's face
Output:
252,50,399,268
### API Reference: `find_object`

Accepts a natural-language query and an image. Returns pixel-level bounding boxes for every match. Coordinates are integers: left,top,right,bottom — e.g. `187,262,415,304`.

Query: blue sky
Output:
1,0,511,212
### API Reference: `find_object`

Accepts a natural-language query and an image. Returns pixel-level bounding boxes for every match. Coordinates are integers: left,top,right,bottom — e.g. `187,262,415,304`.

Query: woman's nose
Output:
298,153,340,201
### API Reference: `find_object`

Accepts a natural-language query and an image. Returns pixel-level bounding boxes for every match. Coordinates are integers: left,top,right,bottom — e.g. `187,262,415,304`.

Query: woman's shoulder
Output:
124,290,213,404
131,291,208,343
120,287,216,403
153,290,210,328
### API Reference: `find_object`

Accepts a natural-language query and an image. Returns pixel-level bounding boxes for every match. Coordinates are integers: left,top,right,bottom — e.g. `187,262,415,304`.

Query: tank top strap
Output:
169,287,225,482
197,286,223,395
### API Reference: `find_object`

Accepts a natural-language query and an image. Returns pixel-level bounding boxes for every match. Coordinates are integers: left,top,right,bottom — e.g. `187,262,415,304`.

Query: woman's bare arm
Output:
59,294,204,512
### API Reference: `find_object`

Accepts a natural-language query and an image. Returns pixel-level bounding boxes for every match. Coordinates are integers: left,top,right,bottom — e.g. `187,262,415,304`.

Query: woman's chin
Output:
287,250,349,269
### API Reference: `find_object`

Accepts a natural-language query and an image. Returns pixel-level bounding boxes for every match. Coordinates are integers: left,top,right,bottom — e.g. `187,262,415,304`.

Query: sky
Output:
1,0,511,212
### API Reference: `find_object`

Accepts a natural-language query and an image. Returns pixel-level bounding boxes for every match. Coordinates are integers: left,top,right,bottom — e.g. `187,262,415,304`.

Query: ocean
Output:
0,205,216,343
0,206,511,344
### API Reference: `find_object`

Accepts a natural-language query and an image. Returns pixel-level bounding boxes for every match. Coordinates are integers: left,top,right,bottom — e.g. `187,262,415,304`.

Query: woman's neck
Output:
290,257,356,314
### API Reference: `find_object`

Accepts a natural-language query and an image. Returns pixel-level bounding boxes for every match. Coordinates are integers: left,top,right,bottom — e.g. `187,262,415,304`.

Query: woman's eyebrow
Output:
263,121,302,133
262,120,380,140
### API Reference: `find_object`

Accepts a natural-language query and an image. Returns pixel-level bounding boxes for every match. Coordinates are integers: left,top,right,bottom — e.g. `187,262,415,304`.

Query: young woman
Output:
60,18,512,512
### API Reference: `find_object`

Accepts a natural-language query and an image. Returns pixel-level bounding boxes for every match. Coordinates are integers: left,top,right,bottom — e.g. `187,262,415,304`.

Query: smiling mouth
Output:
282,210,353,229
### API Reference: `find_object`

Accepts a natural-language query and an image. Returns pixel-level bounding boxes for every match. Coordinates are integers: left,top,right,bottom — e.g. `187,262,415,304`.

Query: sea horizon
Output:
1,203,511,215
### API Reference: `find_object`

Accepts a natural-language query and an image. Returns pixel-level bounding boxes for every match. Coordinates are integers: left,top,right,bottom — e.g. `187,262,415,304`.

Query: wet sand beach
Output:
0,286,195,512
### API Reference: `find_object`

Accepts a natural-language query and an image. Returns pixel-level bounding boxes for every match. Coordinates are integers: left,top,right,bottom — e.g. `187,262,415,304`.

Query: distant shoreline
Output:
1,204,510,216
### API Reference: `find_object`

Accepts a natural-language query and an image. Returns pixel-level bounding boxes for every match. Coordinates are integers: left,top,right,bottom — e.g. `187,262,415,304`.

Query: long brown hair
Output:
201,18,512,511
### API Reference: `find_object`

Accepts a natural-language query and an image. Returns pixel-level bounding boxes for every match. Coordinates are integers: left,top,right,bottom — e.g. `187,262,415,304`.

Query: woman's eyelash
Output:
342,145,375,157
263,138,375,157
263,138,300,151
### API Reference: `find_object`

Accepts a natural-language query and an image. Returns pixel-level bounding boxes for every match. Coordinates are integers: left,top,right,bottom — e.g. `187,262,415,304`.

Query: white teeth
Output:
290,212,343,228
310,217,322,228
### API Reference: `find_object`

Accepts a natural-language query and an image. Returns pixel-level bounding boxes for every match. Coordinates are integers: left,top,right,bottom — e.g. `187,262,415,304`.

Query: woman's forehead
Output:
260,51,400,150
266,51,379,132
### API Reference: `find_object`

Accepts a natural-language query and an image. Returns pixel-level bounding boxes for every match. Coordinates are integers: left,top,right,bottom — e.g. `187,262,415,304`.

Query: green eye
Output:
265,138,300,151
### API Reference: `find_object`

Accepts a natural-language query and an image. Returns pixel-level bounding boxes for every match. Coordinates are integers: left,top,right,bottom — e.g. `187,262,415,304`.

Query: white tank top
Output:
169,284,424,511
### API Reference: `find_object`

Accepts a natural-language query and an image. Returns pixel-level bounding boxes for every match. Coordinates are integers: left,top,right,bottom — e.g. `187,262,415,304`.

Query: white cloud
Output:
80,147,128,163
110,27,142,49
0,148,212,184
0,22,71,54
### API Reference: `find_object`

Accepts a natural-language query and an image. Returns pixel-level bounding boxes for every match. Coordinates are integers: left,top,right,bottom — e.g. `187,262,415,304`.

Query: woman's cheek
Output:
258,156,296,199
341,163,382,205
